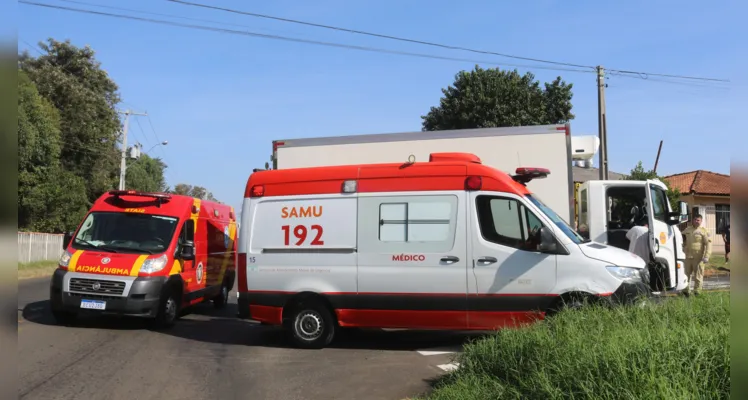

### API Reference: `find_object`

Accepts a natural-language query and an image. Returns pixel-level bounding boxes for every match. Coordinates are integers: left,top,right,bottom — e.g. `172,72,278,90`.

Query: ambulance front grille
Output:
69,278,126,296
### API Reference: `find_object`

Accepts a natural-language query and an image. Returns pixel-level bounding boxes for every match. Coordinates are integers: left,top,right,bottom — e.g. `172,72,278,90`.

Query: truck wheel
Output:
285,301,337,349
51,309,77,326
151,286,179,330
213,281,229,309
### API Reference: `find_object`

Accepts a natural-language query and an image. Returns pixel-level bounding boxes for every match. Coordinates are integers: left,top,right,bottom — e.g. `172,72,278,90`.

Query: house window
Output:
716,204,730,234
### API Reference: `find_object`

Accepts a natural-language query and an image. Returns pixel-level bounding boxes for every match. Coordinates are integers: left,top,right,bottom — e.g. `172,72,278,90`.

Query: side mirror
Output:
63,232,73,250
679,201,688,215
180,241,196,261
538,227,558,253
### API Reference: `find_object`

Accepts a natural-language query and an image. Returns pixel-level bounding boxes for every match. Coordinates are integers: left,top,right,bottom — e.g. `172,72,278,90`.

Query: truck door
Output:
467,192,557,329
644,181,678,290
356,192,469,330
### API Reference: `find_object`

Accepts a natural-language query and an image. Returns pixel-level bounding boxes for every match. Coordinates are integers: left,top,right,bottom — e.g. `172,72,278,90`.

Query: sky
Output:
13,0,746,212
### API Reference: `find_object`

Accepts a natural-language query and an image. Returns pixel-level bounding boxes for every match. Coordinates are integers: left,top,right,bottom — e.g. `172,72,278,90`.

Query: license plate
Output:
80,299,106,310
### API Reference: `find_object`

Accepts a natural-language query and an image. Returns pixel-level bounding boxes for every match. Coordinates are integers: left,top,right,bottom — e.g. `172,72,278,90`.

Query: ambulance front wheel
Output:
285,300,337,349
151,285,179,330
213,280,230,309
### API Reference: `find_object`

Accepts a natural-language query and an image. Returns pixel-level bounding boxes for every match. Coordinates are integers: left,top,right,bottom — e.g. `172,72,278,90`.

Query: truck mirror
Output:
180,241,196,261
538,227,558,253
63,231,73,250
679,201,688,215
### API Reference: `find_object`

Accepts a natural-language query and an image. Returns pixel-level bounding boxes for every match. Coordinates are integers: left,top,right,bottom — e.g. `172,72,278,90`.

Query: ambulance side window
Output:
358,195,458,254
476,195,546,251
177,220,195,248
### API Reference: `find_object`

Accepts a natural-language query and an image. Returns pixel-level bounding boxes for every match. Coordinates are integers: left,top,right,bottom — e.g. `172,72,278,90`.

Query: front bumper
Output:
610,280,653,305
50,269,167,318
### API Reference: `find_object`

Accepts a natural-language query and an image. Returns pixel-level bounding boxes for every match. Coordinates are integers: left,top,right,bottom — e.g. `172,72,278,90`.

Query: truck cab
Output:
576,180,689,293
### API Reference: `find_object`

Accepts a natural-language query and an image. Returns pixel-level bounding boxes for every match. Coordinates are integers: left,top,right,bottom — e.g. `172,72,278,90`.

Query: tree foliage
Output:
421,66,575,131
624,161,681,210
17,39,168,233
18,70,89,232
19,38,122,204
125,154,168,193
170,183,219,202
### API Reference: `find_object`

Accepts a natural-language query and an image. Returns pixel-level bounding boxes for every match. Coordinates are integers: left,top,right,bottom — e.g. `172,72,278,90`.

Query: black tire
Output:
285,300,337,349
546,294,590,317
51,309,77,326
213,281,229,309
151,286,179,330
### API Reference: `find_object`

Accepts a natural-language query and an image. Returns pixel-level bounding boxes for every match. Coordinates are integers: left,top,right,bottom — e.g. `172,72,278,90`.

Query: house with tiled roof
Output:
664,170,730,253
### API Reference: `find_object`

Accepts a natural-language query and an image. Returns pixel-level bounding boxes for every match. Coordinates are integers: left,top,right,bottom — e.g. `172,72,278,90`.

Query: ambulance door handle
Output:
440,256,460,264
477,257,497,265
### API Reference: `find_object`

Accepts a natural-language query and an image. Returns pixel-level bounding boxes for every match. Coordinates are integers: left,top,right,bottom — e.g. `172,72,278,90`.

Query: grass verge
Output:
705,254,730,276
18,260,58,280
421,292,729,400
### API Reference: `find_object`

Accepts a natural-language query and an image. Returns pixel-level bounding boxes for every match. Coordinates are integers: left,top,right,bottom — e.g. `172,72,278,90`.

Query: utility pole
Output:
117,109,148,190
596,65,609,180
653,140,664,174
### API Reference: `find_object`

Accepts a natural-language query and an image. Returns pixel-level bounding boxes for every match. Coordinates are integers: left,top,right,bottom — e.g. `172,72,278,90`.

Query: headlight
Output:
59,250,73,267
140,254,169,274
606,266,643,282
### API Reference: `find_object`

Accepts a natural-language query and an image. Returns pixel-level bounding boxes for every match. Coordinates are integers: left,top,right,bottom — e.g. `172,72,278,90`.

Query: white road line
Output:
437,363,460,372
416,345,463,356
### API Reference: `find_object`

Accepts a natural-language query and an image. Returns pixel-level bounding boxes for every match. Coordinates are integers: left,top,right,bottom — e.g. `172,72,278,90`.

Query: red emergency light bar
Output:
108,190,172,200
511,167,550,185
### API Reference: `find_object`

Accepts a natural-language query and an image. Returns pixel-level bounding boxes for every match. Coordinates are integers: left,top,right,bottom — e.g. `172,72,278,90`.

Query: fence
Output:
18,232,65,264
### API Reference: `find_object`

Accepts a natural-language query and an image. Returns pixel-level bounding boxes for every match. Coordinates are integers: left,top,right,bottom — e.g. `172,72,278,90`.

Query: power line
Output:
167,0,593,70
145,115,168,160
18,1,594,75
169,0,729,83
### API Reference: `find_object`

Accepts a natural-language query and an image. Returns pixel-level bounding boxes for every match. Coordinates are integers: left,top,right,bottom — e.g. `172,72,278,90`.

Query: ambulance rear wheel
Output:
286,301,336,349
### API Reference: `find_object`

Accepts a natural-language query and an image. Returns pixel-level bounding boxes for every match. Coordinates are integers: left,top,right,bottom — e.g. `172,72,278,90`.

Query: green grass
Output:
420,292,730,400
18,260,59,279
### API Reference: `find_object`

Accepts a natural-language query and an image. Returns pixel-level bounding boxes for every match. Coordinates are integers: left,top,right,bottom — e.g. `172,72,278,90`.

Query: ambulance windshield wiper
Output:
74,238,118,252
99,244,154,254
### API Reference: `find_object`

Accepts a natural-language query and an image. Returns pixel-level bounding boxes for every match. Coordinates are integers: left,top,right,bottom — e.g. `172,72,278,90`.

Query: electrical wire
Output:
18,1,595,75
167,0,593,70
168,0,729,83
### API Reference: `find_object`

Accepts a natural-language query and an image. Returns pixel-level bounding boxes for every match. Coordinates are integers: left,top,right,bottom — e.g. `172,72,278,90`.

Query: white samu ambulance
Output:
237,153,653,348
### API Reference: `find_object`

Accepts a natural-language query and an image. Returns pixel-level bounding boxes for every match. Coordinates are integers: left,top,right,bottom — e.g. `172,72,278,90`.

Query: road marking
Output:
416,345,462,356
437,363,460,372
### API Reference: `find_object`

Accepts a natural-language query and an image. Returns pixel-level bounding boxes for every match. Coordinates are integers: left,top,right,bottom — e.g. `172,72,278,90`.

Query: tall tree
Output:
170,183,219,202
19,39,122,204
421,66,574,131
125,154,168,193
18,70,89,232
625,161,681,210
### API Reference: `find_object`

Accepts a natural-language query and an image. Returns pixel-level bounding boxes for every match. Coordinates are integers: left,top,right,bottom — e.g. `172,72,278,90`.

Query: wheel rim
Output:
295,311,323,341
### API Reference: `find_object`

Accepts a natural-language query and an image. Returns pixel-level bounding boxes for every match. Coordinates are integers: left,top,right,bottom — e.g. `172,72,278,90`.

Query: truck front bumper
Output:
50,269,167,318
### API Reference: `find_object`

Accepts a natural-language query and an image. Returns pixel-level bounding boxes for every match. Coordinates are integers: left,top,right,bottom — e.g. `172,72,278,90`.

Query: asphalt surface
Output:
18,274,731,400
17,277,479,400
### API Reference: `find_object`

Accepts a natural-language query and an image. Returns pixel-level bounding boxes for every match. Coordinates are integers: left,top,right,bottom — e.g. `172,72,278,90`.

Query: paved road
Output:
17,277,478,400
18,275,730,400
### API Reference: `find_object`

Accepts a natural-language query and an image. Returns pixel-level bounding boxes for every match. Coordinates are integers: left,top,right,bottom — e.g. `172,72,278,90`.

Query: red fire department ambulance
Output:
50,190,237,328
236,153,651,348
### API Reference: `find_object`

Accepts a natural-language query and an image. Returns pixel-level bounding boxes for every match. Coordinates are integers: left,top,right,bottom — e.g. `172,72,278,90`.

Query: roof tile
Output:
664,170,730,196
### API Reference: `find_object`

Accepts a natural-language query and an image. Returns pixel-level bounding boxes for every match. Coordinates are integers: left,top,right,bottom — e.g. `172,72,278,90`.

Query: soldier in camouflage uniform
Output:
682,213,712,296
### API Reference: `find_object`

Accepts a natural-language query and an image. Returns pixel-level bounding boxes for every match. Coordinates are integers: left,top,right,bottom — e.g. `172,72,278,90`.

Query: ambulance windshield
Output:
72,212,179,254
525,194,586,244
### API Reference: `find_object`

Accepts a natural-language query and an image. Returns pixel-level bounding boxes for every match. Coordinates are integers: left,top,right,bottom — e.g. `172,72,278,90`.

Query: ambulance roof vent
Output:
429,152,482,164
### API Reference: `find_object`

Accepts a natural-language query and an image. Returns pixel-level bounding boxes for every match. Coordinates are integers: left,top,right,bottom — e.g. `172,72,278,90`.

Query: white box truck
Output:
271,124,578,224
